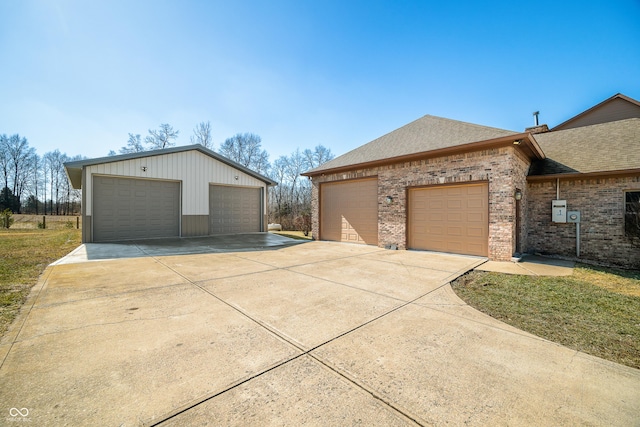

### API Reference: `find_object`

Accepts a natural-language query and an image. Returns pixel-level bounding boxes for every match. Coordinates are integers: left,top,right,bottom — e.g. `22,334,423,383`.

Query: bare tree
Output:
219,133,270,175
43,150,64,215
119,133,145,154
269,155,290,221
145,124,179,149
190,121,213,149
268,145,334,234
0,134,9,190
303,145,334,169
3,134,35,211
30,153,41,214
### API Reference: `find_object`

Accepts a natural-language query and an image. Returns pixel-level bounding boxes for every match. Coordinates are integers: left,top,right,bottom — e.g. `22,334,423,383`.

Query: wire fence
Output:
8,214,82,230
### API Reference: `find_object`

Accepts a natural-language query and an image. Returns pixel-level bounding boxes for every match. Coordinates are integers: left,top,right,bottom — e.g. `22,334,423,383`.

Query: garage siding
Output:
209,185,261,234
93,176,180,242
408,183,488,256
320,179,378,245
84,151,266,216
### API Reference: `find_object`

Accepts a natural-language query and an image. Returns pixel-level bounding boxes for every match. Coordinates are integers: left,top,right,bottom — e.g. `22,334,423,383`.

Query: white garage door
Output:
209,185,262,234
320,178,378,245
408,183,488,256
93,176,180,242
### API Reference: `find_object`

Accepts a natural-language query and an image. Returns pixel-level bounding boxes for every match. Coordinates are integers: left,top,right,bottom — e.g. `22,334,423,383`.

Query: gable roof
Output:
303,115,541,175
552,93,640,131
528,118,640,178
64,144,277,188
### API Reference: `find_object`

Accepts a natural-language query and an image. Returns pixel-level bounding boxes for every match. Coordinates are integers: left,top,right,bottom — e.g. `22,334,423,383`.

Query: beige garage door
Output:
409,183,488,256
320,178,378,245
209,185,261,234
93,176,180,242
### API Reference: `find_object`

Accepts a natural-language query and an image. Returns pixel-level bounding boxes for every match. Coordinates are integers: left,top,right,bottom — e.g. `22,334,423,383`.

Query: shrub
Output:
293,213,312,236
1,209,14,229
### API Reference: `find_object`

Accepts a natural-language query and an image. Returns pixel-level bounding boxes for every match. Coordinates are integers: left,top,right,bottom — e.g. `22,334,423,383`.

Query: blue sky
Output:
1,0,639,162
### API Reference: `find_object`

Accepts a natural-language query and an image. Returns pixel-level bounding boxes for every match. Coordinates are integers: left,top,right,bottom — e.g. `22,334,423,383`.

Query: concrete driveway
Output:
1,240,639,426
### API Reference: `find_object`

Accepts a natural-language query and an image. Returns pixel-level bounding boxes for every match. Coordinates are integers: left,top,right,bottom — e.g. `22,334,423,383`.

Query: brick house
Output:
302,93,640,268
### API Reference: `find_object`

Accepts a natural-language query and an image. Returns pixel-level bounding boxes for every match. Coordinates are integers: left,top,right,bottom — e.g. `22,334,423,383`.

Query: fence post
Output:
42,216,46,229
77,217,80,229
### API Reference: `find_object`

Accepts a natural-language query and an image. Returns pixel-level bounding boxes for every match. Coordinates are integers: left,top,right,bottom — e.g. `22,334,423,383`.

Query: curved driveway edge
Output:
1,241,638,426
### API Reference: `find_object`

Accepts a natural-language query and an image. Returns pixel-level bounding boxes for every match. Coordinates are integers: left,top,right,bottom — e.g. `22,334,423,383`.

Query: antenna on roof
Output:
533,111,540,126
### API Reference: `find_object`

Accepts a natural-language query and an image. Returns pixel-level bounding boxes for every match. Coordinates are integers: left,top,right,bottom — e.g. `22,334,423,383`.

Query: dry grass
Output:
574,264,640,297
451,264,640,369
0,228,81,335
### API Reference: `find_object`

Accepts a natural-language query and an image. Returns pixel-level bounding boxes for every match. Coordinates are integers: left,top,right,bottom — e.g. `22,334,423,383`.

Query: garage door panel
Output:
93,176,180,242
209,185,261,234
447,200,462,209
321,179,378,245
448,226,463,236
467,199,484,209
409,183,488,257
467,227,484,237
467,186,485,195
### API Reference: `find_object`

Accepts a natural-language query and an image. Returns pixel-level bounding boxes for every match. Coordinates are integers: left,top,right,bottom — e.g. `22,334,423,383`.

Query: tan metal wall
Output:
83,150,267,216
320,178,378,245
408,183,488,256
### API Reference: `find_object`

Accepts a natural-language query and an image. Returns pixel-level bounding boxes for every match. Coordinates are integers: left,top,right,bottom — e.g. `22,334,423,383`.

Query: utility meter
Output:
567,211,581,223
552,200,567,223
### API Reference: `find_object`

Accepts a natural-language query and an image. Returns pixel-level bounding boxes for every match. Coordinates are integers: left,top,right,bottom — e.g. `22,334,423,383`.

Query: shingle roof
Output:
529,118,640,176
304,115,518,174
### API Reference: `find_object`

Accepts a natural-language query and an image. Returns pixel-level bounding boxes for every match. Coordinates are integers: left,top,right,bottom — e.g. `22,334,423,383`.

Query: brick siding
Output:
527,176,640,268
311,146,528,261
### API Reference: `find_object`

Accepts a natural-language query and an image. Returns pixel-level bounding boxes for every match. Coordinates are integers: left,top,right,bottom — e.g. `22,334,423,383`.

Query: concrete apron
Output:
0,242,637,426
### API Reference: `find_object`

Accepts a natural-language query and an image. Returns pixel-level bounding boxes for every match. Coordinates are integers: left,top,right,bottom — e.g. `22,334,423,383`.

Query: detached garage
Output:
64,145,276,243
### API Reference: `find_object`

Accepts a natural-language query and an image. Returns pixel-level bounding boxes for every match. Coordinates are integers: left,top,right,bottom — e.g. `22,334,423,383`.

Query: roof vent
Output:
526,111,549,134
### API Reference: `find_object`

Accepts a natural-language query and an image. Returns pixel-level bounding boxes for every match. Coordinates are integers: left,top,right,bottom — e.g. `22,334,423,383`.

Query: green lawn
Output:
0,228,81,335
451,265,640,369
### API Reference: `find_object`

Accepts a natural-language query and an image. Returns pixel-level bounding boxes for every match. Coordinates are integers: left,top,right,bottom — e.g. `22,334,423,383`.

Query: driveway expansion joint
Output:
149,254,454,426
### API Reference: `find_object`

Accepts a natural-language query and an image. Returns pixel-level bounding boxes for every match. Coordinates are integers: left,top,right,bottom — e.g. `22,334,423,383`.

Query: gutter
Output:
527,168,640,181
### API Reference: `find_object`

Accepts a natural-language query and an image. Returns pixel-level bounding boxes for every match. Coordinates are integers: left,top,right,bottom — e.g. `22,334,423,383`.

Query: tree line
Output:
1,122,333,232
0,134,82,216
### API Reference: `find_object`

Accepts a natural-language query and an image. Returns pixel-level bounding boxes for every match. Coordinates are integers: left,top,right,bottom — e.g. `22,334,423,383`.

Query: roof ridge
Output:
420,114,517,133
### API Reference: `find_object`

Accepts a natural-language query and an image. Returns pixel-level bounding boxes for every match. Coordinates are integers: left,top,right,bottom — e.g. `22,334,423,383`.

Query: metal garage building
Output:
64,145,276,243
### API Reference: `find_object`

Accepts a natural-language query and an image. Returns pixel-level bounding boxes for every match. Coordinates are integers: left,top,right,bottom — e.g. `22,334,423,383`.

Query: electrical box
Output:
567,211,581,223
552,200,567,223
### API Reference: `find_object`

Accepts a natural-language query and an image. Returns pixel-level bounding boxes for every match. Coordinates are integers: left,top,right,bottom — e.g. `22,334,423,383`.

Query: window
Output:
625,191,640,239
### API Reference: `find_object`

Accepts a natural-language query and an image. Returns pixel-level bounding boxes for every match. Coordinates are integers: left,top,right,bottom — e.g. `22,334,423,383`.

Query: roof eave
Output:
65,165,83,189
302,133,543,177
